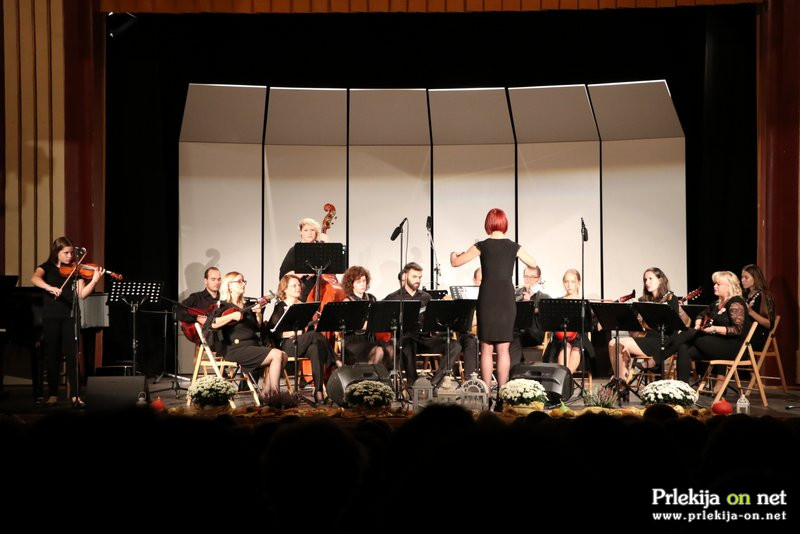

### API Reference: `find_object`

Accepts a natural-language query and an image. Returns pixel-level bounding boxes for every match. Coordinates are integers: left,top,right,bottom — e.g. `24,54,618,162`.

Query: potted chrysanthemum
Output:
640,379,698,413
187,375,237,409
499,379,548,415
344,380,395,414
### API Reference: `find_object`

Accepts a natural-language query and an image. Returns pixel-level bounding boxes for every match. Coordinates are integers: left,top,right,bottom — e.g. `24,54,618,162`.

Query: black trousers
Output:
41,316,78,397
676,332,741,383
399,332,460,385
279,331,334,394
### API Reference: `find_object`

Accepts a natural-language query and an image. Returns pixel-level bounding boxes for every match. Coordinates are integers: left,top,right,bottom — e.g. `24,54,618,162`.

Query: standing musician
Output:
675,271,750,388
209,272,287,397
268,274,339,404
279,218,329,301
607,267,689,384
740,264,775,351
541,269,596,373
31,237,104,407
383,262,461,388
341,266,390,366
177,267,222,328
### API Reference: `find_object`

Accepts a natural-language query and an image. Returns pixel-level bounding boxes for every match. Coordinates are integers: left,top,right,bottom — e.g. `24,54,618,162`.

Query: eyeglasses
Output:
230,280,247,285
523,275,540,280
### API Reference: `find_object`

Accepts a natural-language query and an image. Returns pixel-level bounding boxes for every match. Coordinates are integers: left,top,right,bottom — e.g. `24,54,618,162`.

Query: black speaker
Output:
87,376,148,411
509,362,573,403
326,364,390,407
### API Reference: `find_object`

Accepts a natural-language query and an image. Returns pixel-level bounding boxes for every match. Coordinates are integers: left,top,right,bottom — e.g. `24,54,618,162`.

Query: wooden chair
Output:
747,315,788,394
696,322,768,406
186,323,260,408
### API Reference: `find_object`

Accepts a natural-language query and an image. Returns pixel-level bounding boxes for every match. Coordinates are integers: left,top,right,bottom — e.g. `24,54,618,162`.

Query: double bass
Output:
306,203,345,307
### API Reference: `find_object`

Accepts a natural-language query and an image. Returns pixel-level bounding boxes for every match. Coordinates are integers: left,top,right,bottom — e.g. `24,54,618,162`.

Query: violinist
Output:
279,218,329,301
741,264,775,351
177,267,221,327
267,274,339,404
209,272,287,397
31,237,104,407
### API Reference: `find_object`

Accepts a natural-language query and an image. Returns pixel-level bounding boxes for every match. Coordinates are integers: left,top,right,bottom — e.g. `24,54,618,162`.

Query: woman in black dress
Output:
268,274,339,404
341,266,389,366
31,237,104,407
450,208,537,390
740,264,775,351
210,271,287,397
607,267,689,382
675,271,750,388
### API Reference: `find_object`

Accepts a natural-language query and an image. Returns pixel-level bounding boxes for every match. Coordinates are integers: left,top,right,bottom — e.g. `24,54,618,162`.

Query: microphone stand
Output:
578,219,588,395
65,248,88,408
427,226,441,290
396,223,406,401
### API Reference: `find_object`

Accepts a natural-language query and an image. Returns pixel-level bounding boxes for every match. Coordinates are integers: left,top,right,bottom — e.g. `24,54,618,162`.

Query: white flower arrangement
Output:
187,375,238,407
640,379,698,408
344,380,395,408
499,379,548,406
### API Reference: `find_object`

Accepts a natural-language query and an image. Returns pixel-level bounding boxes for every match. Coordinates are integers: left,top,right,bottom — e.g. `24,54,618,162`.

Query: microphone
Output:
390,217,407,241
580,218,588,242
426,216,432,232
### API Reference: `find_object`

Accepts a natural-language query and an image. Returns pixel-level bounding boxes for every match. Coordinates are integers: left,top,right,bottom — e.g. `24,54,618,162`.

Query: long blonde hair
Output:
219,271,244,305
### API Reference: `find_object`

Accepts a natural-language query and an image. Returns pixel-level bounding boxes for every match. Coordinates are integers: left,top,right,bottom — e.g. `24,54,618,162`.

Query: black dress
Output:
634,293,681,356
475,238,520,342
208,302,268,374
744,290,774,351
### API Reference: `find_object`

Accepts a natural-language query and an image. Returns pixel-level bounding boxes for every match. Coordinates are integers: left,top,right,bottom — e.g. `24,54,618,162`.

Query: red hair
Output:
484,208,508,234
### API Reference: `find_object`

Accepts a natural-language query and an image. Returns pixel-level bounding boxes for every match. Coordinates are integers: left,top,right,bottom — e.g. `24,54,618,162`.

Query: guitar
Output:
180,303,219,343
679,287,702,304
555,290,636,341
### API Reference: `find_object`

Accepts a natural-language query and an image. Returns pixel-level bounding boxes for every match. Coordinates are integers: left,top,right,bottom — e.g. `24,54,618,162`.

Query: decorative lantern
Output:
460,372,490,412
435,375,461,405
412,375,434,414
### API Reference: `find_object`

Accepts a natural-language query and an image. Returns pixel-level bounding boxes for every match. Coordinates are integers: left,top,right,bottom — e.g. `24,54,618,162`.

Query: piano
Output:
0,276,44,397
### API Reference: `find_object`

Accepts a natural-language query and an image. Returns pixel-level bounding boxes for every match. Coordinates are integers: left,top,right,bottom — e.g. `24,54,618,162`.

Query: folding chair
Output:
747,315,788,394
186,323,260,408
696,322,768,407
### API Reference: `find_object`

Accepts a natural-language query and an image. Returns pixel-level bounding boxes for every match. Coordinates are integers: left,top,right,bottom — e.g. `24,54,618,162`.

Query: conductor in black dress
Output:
450,208,537,391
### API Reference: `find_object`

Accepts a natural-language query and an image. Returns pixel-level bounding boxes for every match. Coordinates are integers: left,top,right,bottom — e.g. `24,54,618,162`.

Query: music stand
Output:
632,302,687,370
294,242,346,302
367,300,421,399
108,280,163,376
426,289,448,300
270,302,320,404
422,299,476,384
148,296,189,398
681,304,707,323
449,285,479,301
539,298,592,399
591,302,644,405
514,301,536,330
316,300,371,363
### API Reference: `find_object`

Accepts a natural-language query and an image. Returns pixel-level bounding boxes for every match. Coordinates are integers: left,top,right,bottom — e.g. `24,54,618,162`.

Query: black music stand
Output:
422,299,476,385
539,298,592,399
294,242,346,302
270,302,319,404
632,302,686,370
681,304,707,323
367,300,421,400
591,302,644,405
148,297,189,398
316,300,371,364
425,289,449,300
108,280,162,376
514,301,536,330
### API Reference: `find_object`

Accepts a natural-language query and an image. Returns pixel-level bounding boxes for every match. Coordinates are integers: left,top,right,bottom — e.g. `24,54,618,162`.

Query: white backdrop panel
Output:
518,142,601,299
264,145,347,294
179,142,262,296
434,145,516,290
349,146,431,299
602,137,687,297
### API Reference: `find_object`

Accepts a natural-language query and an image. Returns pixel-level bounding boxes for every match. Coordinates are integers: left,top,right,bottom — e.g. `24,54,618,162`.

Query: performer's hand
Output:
47,285,61,297
92,266,104,283
197,315,207,326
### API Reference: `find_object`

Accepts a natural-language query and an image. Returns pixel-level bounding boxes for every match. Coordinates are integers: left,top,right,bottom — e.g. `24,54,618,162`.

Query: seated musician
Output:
341,265,390,366
268,274,339,404
510,265,551,363
279,218,329,301
741,264,776,351
383,262,461,388
675,271,750,389
177,267,221,330
542,269,596,373
607,267,689,383
209,272,287,397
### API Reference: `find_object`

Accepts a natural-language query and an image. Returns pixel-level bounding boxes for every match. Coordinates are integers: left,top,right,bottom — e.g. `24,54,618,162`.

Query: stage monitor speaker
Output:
326,364,390,407
509,362,573,403
87,376,148,411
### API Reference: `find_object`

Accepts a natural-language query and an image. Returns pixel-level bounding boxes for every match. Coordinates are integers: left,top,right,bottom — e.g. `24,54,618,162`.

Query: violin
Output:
59,262,123,281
